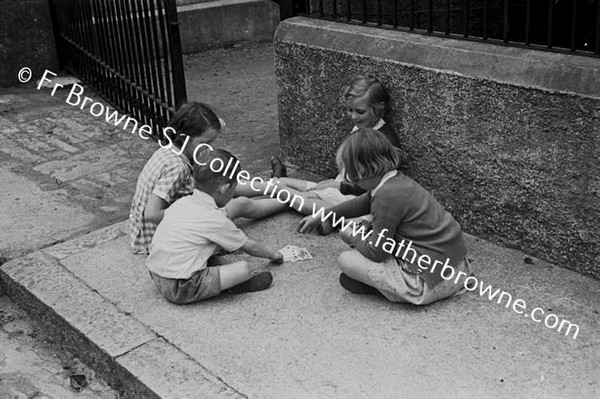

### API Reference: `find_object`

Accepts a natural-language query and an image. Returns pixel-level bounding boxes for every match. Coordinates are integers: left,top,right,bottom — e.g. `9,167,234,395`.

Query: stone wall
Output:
178,0,280,53
0,0,59,87
274,17,600,279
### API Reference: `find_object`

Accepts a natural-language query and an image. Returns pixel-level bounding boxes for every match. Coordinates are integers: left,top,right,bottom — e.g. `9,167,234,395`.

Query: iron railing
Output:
280,0,600,58
51,0,187,133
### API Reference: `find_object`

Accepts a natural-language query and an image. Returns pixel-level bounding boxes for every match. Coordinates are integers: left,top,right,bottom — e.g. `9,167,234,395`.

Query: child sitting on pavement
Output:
238,76,407,233
130,101,289,254
147,148,283,304
298,129,473,305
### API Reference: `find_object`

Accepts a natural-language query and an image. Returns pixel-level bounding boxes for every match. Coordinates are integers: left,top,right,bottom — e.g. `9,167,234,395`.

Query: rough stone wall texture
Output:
275,23,600,279
0,0,59,87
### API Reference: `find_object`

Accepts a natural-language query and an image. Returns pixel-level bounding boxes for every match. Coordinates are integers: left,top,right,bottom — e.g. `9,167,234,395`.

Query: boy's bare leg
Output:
218,260,252,289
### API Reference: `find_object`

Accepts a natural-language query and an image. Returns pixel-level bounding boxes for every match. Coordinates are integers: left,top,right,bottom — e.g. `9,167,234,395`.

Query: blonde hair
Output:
336,128,400,182
342,76,389,118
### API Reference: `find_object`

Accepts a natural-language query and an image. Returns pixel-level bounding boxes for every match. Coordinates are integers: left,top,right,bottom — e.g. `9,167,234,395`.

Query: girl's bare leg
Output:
225,197,288,220
337,250,372,285
234,177,316,198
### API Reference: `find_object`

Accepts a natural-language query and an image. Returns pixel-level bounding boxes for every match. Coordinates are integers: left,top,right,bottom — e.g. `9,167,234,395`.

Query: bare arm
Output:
241,239,283,263
143,194,169,224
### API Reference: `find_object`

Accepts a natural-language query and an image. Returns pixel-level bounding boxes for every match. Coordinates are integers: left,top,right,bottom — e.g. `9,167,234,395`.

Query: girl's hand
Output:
271,250,284,264
339,227,354,245
298,215,322,234
312,179,340,191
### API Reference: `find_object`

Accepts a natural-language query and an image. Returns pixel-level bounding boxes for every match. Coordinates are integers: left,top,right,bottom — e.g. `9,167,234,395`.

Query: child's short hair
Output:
163,102,223,148
336,128,400,182
342,76,389,118
193,148,241,190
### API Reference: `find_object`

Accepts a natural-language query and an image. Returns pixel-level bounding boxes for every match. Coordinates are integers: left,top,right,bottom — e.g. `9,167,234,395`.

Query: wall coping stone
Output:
275,17,600,99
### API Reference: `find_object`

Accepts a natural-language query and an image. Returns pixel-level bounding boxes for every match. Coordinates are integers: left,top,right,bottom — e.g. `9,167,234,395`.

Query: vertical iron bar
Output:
547,0,553,48
73,1,90,84
164,0,187,111
362,0,367,23
428,0,433,33
123,0,146,123
525,0,531,45
464,0,469,37
503,0,509,43
93,0,124,110
596,0,600,54
136,0,160,122
154,0,174,116
483,0,488,39
119,0,144,121
446,0,450,35
279,0,294,19
129,0,153,125
347,0,352,21
92,0,117,108
103,0,128,112
115,0,137,116
570,0,577,51
130,0,153,124
108,0,134,115
410,0,415,31
139,0,163,122
143,0,167,122
83,1,104,93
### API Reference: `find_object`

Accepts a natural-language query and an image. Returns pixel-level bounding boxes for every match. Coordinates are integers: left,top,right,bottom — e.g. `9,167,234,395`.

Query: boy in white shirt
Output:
147,148,283,304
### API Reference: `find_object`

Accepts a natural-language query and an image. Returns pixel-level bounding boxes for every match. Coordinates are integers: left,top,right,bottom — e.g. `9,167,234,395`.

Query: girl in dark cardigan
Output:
299,129,474,305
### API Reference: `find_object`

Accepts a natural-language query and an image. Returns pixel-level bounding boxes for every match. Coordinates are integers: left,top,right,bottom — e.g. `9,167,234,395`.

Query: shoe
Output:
270,155,287,178
227,271,273,294
339,273,382,296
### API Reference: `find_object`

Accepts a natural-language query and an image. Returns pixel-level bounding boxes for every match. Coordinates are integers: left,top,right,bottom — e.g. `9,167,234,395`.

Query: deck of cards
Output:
279,245,313,262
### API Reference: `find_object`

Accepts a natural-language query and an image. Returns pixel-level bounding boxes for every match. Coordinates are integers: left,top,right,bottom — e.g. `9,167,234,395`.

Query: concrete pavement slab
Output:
117,338,244,399
0,166,95,259
18,213,599,398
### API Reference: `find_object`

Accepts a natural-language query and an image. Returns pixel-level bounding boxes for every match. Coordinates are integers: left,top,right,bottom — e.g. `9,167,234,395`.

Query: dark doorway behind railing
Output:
280,0,600,58
50,0,187,134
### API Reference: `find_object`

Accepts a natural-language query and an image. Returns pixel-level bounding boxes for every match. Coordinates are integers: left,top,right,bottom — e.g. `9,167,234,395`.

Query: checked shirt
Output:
129,147,194,254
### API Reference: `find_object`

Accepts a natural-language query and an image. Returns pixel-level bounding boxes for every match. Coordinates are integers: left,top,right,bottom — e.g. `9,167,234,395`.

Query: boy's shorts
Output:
150,267,221,304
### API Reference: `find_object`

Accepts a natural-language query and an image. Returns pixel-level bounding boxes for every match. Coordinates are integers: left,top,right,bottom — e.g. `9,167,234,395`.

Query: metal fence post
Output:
164,0,188,109
279,0,295,20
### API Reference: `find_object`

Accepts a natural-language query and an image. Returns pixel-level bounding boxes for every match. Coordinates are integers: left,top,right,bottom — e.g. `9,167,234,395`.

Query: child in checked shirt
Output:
129,102,222,254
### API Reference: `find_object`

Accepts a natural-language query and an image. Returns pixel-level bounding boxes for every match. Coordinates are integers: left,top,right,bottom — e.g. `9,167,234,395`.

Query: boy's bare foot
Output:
227,271,273,294
270,155,287,178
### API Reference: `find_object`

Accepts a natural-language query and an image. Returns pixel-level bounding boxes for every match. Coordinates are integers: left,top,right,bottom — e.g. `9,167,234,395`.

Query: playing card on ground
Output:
279,245,313,262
